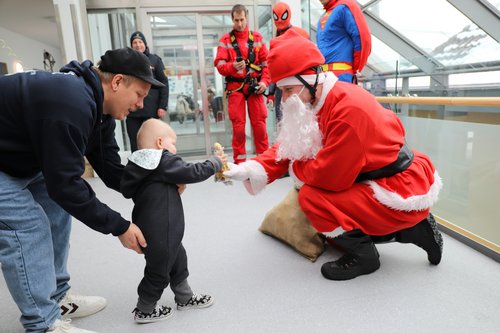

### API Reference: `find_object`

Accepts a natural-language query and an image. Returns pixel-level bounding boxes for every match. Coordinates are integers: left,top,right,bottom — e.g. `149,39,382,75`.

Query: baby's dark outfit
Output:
121,149,222,312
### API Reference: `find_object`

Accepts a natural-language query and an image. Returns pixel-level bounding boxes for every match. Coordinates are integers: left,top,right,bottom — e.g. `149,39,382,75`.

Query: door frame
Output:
138,6,257,157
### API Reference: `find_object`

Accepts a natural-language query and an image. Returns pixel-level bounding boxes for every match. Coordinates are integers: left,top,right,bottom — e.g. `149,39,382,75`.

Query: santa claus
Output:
224,30,443,281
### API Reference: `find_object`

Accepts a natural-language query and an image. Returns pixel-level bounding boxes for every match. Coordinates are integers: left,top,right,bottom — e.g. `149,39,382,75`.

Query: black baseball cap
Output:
98,47,165,88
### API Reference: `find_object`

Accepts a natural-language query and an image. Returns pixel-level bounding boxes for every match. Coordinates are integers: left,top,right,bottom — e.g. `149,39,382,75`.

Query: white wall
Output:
0,26,62,74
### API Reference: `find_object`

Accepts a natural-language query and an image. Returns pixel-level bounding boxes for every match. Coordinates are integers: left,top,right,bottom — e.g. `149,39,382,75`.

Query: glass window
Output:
368,0,500,67
449,70,500,86
409,76,430,88
369,36,417,72
87,9,136,63
258,5,273,48
484,0,500,11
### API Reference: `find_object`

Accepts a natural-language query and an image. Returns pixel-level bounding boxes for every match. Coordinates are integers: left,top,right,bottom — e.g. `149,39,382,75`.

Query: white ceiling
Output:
0,0,60,48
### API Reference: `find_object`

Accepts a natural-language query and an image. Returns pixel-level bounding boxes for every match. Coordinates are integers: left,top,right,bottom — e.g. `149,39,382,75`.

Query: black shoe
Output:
321,230,381,281
396,213,443,265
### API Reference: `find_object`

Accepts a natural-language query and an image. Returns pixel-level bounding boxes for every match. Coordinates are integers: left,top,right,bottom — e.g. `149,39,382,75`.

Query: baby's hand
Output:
217,151,228,165
213,142,232,185
177,184,186,194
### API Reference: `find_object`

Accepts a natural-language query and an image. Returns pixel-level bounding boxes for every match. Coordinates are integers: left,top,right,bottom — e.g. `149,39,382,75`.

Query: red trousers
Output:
298,182,430,236
227,90,269,163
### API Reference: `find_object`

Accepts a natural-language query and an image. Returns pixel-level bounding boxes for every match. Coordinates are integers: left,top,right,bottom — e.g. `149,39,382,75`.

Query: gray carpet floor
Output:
1,176,499,333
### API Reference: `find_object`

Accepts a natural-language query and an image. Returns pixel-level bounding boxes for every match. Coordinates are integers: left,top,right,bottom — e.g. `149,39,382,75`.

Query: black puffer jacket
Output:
128,49,169,118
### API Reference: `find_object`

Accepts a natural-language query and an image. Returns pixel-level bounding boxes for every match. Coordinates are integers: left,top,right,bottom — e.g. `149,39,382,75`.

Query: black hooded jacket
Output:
0,61,129,236
127,48,169,118
121,150,222,232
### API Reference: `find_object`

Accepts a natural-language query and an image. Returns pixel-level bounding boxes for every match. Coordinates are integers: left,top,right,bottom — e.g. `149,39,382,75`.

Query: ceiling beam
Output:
447,0,500,43
364,12,443,75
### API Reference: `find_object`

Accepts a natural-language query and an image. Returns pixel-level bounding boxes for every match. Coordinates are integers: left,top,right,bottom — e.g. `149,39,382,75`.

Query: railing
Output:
375,96,500,107
374,96,500,260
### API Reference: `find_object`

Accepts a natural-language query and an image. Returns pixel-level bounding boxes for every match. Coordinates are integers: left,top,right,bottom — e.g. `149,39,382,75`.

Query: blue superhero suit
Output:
316,0,371,83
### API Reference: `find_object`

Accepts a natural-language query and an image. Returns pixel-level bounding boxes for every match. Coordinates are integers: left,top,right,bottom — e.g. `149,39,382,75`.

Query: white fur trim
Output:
277,73,326,88
322,227,346,238
128,149,162,170
242,160,268,195
312,72,337,114
366,171,443,212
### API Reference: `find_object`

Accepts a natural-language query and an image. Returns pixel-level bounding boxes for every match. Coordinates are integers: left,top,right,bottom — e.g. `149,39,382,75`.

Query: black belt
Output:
356,143,414,182
225,77,246,83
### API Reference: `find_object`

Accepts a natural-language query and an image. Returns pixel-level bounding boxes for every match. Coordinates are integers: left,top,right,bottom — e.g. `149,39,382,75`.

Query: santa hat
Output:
268,29,325,88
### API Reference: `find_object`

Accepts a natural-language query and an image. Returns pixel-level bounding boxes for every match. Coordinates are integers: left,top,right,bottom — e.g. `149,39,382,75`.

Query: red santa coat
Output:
242,73,442,235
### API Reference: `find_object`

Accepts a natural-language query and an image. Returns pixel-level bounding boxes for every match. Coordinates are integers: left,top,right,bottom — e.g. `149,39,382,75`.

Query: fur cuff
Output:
243,160,268,195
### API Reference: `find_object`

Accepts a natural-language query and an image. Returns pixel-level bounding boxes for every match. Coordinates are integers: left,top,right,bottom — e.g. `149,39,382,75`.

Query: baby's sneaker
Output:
176,294,214,311
132,305,173,324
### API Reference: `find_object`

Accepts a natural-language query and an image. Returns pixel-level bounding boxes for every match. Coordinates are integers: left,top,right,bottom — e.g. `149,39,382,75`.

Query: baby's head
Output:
137,118,177,153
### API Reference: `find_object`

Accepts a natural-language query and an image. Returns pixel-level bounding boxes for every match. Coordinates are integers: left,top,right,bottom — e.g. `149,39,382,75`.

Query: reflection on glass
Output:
402,116,500,246
258,5,273,49
368,0,500,66
87,9,136,64
87,8,136,151
369,36,416,72
151,14,206,156
484,0,500,11
201,13,234,151
449,70,500,86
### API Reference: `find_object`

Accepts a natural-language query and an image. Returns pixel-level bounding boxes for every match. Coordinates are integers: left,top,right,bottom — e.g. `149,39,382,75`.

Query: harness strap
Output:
294,66,322,104
226,30,262,96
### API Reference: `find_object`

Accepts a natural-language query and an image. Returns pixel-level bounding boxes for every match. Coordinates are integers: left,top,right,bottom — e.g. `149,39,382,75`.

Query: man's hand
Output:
157,108,167,118
266,94,275,105
177,184,186,194
256,82,267,94
118,223,147,254
223,162,249,181
233,59,246,72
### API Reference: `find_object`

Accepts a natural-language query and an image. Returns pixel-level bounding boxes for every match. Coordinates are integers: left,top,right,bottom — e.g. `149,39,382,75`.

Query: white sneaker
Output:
59,291,107,319
176,294,214,311
132,305,173,324
47,319,97,332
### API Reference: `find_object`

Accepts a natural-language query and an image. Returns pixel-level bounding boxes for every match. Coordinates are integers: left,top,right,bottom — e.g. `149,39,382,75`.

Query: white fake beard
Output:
276,94,323,161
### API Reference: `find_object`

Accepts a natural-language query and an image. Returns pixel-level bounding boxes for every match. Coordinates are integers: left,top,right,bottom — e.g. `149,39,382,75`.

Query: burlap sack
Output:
259,188,325,262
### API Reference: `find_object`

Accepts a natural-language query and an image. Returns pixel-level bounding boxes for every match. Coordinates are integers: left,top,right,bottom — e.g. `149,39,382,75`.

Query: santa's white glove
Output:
223,162,249,181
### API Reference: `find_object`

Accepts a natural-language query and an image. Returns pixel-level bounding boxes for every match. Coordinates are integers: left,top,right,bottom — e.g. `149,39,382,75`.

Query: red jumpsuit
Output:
214,26,270,164
240,74,442,236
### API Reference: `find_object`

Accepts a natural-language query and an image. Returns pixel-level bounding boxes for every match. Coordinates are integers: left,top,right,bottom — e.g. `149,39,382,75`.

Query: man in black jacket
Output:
0,47,163,333
127,31,170,152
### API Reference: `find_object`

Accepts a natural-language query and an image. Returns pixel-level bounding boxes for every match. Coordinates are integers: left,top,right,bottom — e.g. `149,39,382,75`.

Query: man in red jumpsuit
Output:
214,4,270,164
224,30,444,281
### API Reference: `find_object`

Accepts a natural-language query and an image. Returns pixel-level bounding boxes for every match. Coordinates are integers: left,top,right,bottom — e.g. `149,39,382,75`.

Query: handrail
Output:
375,96,500,107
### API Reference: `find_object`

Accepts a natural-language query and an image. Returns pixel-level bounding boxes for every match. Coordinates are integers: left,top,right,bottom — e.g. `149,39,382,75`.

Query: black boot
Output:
395,213,443,265
321,230,380,281
370,234,396,243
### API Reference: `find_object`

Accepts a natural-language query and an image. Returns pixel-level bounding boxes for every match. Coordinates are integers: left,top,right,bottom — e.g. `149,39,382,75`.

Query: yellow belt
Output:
321,62,353,72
